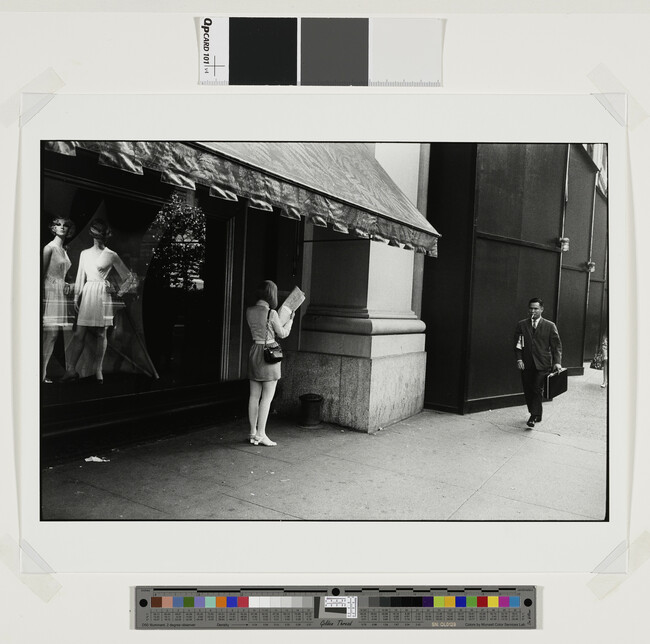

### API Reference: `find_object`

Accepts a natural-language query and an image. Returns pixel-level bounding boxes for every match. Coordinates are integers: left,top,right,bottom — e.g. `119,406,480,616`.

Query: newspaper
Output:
278,286,305,325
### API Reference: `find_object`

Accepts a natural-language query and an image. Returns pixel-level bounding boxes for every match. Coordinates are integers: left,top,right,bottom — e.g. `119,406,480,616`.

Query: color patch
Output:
205,597,216,608
238,597,249,608
227,596,238,608
510,596,521,608
162,596,173,608
194,597,205,608
499,597,510,607
455,596,467,608
434,596,445,608
301,18,369,86
487,596,499,608
466,596,477,608
477,597,488,608
216,597,227,608
151,597,162,608
422,596,433,607
173,597,183,608
183,597,194,608
229,18,298,85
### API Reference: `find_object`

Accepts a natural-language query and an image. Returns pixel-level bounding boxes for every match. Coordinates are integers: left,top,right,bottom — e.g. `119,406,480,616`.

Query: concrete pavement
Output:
41,366,607,521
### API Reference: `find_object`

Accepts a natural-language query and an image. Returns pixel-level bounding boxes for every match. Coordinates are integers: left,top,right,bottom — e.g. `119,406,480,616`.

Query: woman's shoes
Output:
248,434,258,444
252,435,277,447
601,383,607,388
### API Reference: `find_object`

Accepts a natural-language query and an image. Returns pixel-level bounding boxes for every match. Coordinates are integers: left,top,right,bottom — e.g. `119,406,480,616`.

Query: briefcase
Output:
544,368,568,400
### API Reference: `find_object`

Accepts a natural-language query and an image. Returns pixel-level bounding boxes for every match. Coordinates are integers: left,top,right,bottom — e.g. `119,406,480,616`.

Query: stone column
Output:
276,225,426,432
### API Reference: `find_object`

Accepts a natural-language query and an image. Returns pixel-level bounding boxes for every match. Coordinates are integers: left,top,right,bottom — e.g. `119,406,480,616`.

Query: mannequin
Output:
42,217,75,382
62,219,132,384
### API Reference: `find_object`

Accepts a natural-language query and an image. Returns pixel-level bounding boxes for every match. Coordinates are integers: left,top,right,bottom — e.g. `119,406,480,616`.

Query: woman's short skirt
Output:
248,344,281,381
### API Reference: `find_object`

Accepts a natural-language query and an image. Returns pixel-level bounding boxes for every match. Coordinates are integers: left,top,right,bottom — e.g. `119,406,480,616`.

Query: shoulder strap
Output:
265,309,271,347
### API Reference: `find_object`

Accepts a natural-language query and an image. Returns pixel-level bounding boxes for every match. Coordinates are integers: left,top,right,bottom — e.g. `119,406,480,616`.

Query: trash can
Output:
299,393,323,427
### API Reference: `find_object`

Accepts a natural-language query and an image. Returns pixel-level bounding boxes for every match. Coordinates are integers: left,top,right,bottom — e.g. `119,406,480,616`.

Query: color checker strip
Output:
365,596,520,608
150,595,520,609
151,596,314,608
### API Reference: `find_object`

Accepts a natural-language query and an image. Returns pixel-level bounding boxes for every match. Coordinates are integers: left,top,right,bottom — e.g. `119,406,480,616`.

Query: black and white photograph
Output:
39,139,608,523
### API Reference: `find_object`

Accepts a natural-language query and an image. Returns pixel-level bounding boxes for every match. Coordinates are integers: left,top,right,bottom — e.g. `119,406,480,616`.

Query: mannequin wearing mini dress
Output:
62,219,131,384
42,217,74,382
245,280,294,446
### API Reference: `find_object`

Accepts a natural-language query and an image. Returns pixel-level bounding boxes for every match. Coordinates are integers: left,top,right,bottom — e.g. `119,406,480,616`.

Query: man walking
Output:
514,297,562,428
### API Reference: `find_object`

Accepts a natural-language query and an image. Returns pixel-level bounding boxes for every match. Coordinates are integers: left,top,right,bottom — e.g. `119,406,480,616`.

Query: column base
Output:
275,348,426,433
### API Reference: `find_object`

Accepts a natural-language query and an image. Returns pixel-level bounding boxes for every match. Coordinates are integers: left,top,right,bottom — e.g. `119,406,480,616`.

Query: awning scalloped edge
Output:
43,140,438,257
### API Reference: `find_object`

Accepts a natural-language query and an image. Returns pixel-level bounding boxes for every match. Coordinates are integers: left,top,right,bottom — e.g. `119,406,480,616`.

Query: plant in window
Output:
146,192,206,290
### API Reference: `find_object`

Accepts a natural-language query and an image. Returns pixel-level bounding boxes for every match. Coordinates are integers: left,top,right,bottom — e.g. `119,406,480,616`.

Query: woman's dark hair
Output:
256,280,278,309
48,216,76,239
89,218,112,240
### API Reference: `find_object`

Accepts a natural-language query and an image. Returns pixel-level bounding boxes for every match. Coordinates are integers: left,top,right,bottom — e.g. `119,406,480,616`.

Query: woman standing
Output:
42,217,75,382
62,219,132,384
246,280,293,446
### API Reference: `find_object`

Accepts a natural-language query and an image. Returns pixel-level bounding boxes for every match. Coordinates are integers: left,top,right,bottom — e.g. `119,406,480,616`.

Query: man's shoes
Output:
534,416,542,423
526,416,535,428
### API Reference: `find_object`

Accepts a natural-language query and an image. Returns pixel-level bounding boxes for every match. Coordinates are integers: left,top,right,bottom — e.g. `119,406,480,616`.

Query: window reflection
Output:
41,188,210,397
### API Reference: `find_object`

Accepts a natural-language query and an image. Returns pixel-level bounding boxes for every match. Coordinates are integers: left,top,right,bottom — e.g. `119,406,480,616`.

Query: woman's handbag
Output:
263,310,283,363
590,350,604,370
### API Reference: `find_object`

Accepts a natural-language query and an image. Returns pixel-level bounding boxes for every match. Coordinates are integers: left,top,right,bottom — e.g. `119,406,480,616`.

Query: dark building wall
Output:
466,144,567,408
557,144,598,374
584,188,608,358
422,143,605,414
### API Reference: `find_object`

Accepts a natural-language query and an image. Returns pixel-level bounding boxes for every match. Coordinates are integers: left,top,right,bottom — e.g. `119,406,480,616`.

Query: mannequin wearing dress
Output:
62,219,131,384
42,218,74,382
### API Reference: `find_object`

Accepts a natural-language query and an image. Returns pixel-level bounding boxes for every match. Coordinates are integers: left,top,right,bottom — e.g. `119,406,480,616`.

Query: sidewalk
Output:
41,367,607,521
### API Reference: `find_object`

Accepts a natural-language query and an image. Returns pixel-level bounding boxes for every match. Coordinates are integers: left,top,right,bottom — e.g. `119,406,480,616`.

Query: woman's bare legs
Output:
256,380,278,444
42,329,59,382
601,360,608,387
248,380,278,445
248,380,262,441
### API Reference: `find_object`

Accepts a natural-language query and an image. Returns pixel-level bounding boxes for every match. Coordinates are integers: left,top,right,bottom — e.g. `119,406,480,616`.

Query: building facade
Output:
40,141,437,455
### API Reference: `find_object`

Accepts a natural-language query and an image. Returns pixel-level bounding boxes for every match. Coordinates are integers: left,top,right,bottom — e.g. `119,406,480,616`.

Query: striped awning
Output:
44,140,440,256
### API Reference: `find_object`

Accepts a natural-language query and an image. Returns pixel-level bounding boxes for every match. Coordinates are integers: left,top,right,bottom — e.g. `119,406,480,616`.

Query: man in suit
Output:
514,297,563,428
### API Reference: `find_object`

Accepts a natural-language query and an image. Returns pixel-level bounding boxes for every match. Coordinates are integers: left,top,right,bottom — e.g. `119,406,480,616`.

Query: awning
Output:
44,140,440,256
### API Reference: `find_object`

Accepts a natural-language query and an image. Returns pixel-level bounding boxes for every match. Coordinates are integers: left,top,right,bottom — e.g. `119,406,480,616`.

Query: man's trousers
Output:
521,369,546,419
